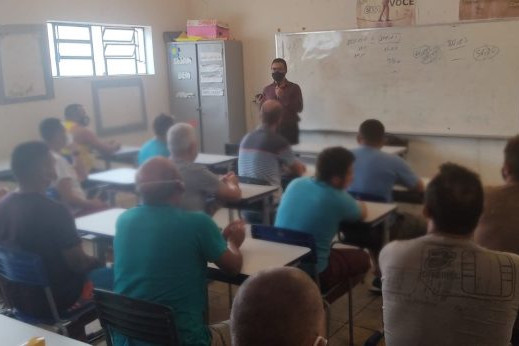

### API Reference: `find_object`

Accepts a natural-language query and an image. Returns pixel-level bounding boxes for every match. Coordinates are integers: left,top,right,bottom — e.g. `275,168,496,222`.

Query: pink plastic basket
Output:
187,20,230,39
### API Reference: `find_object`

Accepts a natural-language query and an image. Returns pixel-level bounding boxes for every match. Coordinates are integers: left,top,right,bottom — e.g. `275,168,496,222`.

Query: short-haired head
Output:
64,104,85,122
231,267,325,346
39,118,65,143
260,100,283,127
167,123,198,160
271,58,287,71
358,119,385,146
136,157,184,205
11,141,56,190
425,163,483,236
316,147,355,189
504,135,519,181
153,113,175,139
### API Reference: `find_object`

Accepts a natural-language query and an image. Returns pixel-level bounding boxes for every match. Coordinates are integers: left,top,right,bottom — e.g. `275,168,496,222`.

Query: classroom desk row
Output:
292,142,407,158
87,167,279,224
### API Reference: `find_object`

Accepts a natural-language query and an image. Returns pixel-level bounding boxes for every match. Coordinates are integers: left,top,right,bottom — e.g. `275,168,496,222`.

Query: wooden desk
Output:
292,143,407,157
392,178,430,204
99,145,140,169
226,183,279,225
88,168,137,205
76,208,309,285
1,315,89,346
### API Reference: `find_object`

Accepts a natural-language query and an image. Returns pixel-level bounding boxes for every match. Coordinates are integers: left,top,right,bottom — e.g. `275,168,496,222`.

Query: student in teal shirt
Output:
138,114,175,165
275,147,370,292
113,158,245,346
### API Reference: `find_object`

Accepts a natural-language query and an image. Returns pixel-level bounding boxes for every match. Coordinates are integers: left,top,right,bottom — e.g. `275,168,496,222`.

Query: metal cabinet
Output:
166,40,246,154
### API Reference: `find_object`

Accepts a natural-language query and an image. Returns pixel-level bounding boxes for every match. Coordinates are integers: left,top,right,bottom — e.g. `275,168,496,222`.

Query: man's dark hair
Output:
505,135,519,180
261,104,282,126
11,141,51,182
359,119,385,145
64,103,83,121
153,113,175,138
425,163,483,235
316,147,355,184
271,58,287,70
39,118,64,142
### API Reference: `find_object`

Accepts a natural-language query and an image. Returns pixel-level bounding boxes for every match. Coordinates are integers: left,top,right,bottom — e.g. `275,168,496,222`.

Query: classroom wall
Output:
0,0,188,160
186,0,508,185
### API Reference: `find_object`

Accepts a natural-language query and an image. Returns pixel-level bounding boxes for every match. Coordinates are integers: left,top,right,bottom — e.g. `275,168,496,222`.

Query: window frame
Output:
47,21,153,78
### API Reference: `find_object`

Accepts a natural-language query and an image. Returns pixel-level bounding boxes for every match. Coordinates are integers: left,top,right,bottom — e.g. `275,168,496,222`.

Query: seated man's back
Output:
381,234,519,346
114,206,227,345
348,119,421,202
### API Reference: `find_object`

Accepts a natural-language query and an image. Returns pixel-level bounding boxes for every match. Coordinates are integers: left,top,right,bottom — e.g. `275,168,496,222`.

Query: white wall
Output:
0,0,187,159
185,0,508,184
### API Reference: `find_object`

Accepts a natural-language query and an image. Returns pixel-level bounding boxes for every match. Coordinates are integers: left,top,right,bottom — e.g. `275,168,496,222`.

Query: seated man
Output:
275,147,370,292
349,119,423,202
475,135,519,253
138,113,175,165
40,118,107,215
0,142,109,319
64,104,120,173
381,163,519,346
238,100,305,190
231,267,327,346
167,123,241,214
114,157,244,346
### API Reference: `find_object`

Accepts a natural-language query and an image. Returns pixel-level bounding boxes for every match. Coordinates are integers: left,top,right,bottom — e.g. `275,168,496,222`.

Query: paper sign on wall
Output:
176,91,195,98
201,87,224,96
356,0,416,28
199,64,224,73
200,71,224,84
199,51,223,62
459,0,519,20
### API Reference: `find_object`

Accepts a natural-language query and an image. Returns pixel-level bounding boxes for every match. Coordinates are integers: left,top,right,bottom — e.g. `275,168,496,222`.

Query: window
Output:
47,22,154,77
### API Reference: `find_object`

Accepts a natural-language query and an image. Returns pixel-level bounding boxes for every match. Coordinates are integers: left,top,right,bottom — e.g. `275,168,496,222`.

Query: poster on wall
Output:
459,0,519,20
357,0,417,28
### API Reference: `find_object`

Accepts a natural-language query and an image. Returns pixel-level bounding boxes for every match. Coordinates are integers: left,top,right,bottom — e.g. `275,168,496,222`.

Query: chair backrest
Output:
93,289,179,346
251,225,317,264
0,246,49,287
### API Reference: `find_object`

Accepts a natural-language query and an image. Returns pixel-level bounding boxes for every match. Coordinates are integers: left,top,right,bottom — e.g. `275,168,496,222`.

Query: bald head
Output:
167,123,198,160
136,157,184,205
260,100,283,127
231,267,325,346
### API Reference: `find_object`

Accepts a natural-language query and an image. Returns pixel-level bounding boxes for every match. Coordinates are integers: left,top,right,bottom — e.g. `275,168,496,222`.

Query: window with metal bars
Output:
47,22,153,77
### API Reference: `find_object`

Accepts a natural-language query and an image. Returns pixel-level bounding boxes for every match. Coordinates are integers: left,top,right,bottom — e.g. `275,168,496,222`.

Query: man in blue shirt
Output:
138,114,175,165
349,119,423,202
114,157,244,345
275,147,370,292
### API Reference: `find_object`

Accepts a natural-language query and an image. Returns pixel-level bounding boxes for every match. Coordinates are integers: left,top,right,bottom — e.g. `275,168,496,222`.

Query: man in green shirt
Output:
114,157,244,346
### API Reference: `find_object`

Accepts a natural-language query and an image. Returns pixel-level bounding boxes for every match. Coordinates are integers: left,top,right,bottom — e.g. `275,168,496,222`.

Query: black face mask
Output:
272,71,286,83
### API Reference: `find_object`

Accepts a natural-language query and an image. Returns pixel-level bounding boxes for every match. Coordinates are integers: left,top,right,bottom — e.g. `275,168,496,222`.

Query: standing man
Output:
258,58,303,145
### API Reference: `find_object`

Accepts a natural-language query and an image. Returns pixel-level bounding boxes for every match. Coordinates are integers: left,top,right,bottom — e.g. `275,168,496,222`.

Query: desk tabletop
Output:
108,145,140,157
292,143,407,156
1,315,89,346
238,183,279,201
363,201,397,223
88,168,137,186
195,153,237,165
76,208,309,278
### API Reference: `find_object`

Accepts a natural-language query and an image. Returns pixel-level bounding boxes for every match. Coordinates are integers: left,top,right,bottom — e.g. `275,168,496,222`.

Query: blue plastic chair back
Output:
251,225,317,264
0,246,49,287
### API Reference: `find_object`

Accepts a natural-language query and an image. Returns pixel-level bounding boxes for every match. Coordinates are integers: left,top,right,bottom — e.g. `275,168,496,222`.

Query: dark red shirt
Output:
262,80,303,124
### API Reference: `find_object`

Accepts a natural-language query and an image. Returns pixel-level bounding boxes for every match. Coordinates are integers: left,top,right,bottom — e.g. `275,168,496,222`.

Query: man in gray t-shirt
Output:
167,123,241,214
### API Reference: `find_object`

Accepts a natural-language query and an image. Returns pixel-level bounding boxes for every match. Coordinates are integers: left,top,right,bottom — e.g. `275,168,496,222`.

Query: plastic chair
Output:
251,225,362,345
0,246,97,338
93,289,179,346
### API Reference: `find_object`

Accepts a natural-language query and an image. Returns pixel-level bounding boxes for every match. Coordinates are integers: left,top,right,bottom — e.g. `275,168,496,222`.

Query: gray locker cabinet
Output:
166,40,246,154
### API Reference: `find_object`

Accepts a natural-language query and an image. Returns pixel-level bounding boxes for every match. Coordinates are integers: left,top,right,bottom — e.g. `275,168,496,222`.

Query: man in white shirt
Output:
39,118,107,215
381,163,519,346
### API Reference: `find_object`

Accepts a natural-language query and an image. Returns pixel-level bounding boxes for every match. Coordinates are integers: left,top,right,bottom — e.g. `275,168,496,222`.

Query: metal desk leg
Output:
262,196,271,225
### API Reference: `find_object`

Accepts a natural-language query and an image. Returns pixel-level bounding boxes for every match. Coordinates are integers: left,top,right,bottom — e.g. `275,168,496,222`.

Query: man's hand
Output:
222,172,239,186
223,220,246,248
255,93,265,104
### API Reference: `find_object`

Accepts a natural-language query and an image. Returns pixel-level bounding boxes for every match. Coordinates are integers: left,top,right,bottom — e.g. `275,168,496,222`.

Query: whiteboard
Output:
276,20,519,138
